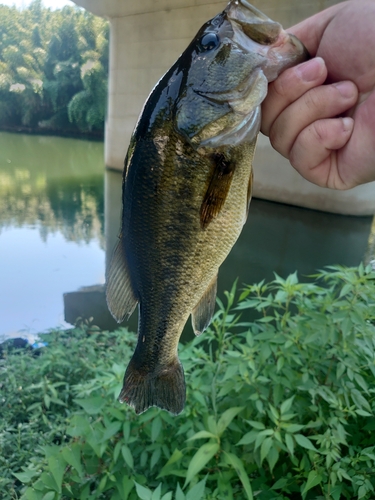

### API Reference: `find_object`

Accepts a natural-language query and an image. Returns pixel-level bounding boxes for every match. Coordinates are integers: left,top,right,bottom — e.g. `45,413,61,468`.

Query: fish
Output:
106,0,308,415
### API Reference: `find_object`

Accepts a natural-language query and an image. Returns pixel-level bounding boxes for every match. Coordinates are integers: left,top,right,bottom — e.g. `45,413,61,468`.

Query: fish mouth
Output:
225,0,283,46
194,0,309,148
226,0,309,81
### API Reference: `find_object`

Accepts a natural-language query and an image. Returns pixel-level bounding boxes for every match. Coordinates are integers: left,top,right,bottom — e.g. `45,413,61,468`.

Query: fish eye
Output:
199,33,220,52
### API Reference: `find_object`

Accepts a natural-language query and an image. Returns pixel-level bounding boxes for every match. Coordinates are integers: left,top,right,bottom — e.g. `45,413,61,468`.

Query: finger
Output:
268,80,358,158
289,117,354,189
287,2,346,56
262,57,327,136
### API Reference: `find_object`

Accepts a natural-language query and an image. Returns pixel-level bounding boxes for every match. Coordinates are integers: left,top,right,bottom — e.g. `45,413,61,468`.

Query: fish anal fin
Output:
106,238,138,323
191,273,218,335
119,357,186,415
200,152,235,229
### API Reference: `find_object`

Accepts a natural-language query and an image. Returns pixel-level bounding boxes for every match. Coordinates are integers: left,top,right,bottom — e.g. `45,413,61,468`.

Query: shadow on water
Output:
0,131,373,342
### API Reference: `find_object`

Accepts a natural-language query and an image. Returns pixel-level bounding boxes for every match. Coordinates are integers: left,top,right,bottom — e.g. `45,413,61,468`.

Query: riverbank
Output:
2,266,375,500
0,125,104,142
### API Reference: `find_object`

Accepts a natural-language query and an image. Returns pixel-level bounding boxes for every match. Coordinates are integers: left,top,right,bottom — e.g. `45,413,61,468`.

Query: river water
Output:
0,131,373,342
0,132,105,342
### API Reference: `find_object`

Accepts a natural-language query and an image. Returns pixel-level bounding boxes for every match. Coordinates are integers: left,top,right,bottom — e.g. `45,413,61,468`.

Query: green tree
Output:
0,2,109,134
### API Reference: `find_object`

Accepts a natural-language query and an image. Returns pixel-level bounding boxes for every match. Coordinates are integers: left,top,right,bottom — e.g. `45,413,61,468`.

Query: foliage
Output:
1,265,375,499
0,0,108,135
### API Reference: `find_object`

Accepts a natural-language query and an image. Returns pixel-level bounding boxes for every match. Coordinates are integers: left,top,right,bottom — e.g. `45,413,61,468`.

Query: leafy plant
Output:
2,265,375,499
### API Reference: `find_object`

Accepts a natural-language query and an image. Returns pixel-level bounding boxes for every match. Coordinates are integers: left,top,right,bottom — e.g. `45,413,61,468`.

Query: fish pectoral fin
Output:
119,357,186,415
200,153,235,228
191,273,218,335
106,238,138,323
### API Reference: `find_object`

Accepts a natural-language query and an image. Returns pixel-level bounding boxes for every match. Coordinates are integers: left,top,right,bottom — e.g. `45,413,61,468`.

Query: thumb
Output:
287,2,346,56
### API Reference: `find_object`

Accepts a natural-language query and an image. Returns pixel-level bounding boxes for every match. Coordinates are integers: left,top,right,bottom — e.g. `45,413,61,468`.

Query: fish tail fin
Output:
119,357,186,415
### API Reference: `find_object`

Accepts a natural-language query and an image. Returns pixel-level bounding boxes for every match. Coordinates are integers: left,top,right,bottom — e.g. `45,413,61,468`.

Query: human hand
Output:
261,0,375,189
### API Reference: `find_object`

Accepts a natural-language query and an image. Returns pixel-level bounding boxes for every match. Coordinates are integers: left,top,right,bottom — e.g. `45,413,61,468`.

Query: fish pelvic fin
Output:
119,357,186,415
106,238,138,323
192,273,218,335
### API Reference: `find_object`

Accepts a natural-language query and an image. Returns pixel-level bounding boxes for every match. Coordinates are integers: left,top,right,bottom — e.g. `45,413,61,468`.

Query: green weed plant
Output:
1,265,375,499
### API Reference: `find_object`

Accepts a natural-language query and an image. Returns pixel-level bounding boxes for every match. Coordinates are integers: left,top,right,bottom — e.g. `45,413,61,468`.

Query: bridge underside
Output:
71,0,375,215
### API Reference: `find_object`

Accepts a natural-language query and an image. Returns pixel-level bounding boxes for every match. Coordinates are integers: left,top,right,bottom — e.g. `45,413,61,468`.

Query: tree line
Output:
0,0,109,137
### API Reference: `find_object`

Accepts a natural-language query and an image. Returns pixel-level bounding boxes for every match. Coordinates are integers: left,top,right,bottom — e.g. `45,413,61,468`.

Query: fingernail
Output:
341,117,353,132
334,81,356,98
296,57,325,82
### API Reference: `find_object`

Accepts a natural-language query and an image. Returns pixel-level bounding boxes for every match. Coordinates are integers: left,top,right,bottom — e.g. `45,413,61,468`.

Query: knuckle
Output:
288,135,304,167
288,141,304,170
269,123,283,150
271,74,289,99
269,122,289,158
288,147,299,169
303,88,323,112
311,121,327,143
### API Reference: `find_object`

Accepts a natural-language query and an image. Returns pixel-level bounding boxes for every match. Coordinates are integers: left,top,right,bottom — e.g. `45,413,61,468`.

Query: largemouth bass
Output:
107,0,308,415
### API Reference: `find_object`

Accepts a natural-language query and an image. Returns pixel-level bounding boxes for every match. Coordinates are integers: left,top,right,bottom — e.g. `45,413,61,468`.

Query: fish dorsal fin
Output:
200,152,235,229
191,273,218,336
106,238,138,323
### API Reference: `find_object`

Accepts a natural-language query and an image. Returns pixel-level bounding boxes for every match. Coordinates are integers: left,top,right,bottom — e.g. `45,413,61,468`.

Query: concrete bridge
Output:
72,0,375,216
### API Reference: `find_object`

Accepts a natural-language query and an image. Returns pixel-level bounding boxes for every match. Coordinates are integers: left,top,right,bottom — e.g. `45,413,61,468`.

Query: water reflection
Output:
0,132,105,341
0,131,373,342
0,132,104,245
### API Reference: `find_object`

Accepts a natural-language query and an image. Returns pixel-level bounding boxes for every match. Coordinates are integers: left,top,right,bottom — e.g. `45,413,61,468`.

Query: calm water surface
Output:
0,131,373,342
0,132,105,341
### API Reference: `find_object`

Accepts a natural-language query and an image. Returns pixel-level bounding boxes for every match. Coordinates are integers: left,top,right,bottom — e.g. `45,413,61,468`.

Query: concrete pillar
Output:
72,0,375,215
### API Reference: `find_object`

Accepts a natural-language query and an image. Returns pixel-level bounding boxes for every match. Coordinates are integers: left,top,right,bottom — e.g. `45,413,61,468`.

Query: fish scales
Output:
106,0,308,415
125,131,254,355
